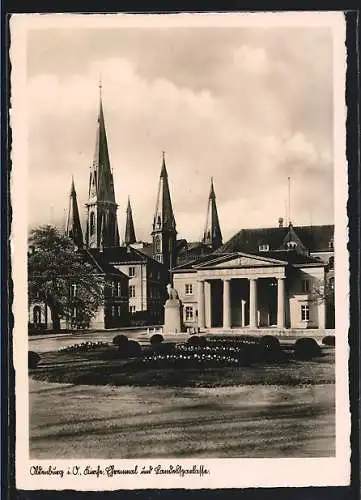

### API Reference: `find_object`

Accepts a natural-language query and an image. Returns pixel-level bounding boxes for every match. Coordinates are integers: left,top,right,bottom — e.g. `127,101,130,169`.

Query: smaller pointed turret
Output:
66,177,83,248
203,177,222,250
124,197,136,245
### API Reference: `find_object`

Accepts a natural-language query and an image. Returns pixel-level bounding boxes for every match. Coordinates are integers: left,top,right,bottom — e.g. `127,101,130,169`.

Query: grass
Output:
31,346,335,388
29,380,335,459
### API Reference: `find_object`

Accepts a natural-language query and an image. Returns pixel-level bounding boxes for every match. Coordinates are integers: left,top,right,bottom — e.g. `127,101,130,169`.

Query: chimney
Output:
278,217,284,228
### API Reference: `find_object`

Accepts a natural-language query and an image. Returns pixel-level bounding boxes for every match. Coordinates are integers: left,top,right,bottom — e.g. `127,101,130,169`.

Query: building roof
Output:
217,224,334,254
89,245,162,267
83,249,129,278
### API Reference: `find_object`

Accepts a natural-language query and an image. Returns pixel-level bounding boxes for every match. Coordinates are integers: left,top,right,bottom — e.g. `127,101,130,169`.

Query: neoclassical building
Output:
173,224,334,332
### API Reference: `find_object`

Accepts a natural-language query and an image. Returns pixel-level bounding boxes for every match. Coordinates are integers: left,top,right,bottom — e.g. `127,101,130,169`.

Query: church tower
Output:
124,197,136,245
85,84,120,249
151,153,177,274
202,177,222,250
66,177,83,248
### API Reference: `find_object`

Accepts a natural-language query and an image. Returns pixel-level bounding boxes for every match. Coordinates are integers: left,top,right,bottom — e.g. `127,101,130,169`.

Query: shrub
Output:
113,334,128,346
259,335,280,352
187,336,202,346
118,340,142,358
197,336,207,347
28,351,41,369
150,333,164,345
294,338,321,360
153,342,176,354
127,340,142,357
322,335,335,347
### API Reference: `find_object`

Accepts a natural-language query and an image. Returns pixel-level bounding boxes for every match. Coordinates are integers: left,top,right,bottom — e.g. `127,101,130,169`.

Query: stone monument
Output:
163,283,182,334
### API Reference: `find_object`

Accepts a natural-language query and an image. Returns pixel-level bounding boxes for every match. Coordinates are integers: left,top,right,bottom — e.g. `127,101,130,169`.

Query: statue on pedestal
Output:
164,283,182,334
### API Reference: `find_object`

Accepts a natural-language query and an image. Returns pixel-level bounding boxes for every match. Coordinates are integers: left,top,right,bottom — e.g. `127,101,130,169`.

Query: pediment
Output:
194,252,287,269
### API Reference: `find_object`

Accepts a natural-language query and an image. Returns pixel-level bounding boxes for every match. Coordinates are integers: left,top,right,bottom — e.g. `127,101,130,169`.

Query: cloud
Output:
26,26,334,243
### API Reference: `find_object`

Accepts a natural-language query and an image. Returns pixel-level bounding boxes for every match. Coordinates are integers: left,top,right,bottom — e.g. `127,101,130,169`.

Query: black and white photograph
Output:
11,12,350,490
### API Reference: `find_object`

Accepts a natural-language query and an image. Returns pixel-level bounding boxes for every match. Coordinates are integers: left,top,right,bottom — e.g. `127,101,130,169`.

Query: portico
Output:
194,253,287,331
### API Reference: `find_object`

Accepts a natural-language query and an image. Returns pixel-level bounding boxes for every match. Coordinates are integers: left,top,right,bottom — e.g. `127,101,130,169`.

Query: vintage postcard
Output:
11,12,350,490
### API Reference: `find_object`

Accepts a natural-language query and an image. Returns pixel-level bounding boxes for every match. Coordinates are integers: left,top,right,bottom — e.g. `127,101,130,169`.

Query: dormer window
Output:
286,241,297,250
259,244,269,252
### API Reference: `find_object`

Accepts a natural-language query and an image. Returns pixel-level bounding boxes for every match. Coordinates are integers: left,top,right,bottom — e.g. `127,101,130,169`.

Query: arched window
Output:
33,306,41,325
286,241,297,250
154,235,161,253
90,212,95,235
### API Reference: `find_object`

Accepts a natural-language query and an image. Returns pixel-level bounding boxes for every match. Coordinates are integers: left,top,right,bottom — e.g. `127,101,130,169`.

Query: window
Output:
129,267,135,277
301,305,310,321
259,244,269,252
129,285,136,298
129,305,136,314
89,212,95,235
112,305,116,316
117,282,122,296
185,306,194,321
286,241,297,249
154,235,161,253
117,305,122,316
71,284,77,298
302,279,310,293
72,306,77,318
185,284,193,295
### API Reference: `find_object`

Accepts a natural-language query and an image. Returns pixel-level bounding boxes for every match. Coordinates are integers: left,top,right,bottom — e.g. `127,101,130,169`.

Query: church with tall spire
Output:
85,84,120,249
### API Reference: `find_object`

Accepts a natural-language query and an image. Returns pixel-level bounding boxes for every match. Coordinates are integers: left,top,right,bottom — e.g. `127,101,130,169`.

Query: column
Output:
241,299,246,328
205,281,211,328
223,278,231,329
197,280,205,330
249,278,257,328
277,278,285,328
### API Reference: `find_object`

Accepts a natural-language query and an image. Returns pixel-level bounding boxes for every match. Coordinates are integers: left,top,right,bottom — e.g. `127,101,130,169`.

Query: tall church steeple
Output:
85,84,120,249
124,197,136,245
66,177,83,248
152,152,177,273
203,177,222,250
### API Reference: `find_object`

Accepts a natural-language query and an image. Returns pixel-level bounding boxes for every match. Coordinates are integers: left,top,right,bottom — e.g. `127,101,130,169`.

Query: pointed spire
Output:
152,152,176,233
86,84,120,249
66,177,83,248
203,177,222,250
124,197,136,245
91,84,116,203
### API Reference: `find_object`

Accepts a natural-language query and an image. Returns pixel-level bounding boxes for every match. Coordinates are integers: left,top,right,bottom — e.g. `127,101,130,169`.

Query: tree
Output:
28,225,104,330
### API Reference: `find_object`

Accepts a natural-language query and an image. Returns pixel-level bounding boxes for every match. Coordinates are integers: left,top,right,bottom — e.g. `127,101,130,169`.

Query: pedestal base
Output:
164,299,182,334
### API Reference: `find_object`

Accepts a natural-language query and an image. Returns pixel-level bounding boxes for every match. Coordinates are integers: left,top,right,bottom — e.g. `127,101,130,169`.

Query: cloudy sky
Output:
26,19,335,244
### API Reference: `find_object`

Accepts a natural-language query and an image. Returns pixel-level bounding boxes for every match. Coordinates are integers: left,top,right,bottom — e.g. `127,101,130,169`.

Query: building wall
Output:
287,266,326,329
173,272,198,328
114,263,147,313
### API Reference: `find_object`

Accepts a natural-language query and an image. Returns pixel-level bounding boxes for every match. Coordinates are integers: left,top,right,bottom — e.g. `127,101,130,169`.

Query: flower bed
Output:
59,341,109,353
137,352,242,368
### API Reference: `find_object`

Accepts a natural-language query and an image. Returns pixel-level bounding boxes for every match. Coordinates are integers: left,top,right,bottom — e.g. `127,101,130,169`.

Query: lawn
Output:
29,337,335,458
29,379,335,459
